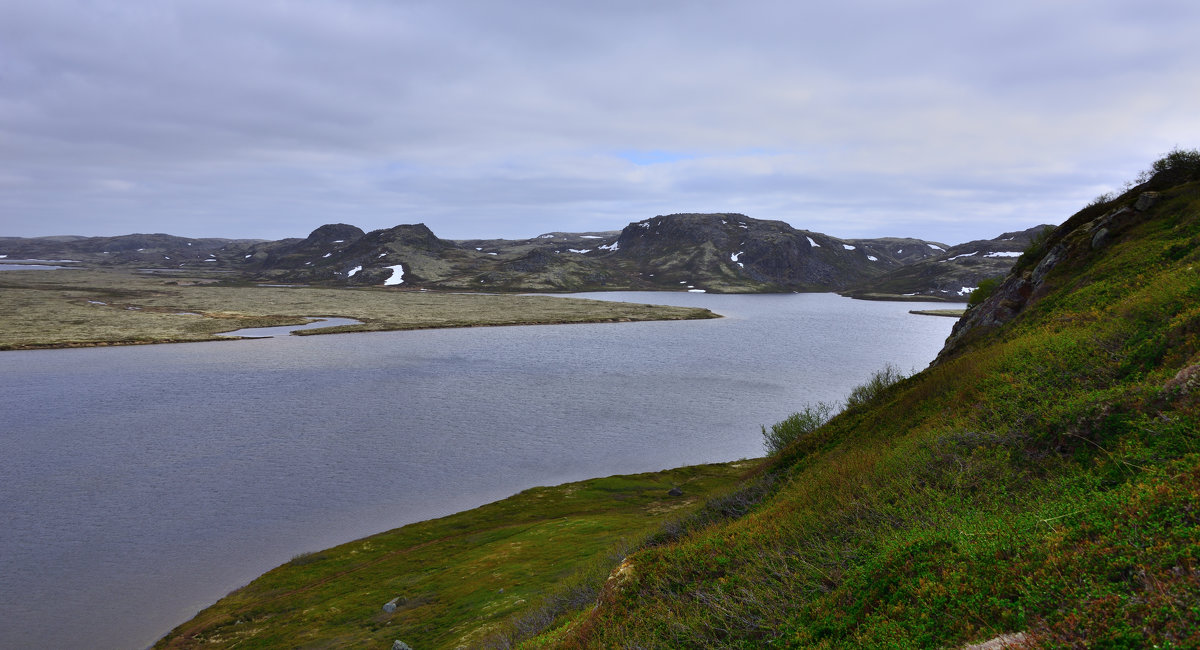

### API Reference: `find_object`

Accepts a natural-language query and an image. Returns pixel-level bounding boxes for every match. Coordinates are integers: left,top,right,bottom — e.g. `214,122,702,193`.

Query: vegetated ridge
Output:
517,149,1200,648
154,149,1200,649
1,215,1048,299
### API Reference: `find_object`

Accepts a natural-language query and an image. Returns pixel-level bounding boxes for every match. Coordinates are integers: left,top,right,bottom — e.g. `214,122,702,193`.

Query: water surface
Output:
0,292,955,649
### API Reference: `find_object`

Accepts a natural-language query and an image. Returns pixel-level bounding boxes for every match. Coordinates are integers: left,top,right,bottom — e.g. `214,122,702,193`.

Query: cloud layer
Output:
3,0,1199,242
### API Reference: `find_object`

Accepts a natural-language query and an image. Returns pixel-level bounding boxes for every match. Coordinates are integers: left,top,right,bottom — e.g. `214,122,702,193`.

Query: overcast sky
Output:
2,1,1199,244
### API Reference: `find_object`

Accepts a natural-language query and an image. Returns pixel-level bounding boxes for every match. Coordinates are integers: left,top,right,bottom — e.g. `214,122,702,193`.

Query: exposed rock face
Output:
305,223,365,245
935,193,1160,363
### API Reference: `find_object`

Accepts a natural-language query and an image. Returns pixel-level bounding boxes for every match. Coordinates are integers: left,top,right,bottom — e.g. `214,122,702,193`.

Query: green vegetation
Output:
761,402,836,456
966,276,1001,307
512,151,1200,648
153,150,1200,648
0,269,716,350
153,462,752,649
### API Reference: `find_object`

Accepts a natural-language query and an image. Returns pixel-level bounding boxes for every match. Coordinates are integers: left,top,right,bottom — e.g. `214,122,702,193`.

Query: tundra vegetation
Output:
163,149,1200,648
0,269,715,350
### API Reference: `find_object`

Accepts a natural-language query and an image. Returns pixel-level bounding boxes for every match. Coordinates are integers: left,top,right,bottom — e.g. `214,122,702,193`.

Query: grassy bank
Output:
0,269,717,350
519,154,1200,647
154,461,753,649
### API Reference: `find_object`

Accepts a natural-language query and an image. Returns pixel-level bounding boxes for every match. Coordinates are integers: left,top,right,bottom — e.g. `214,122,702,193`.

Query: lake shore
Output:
153,460,754,649
0,269,717,350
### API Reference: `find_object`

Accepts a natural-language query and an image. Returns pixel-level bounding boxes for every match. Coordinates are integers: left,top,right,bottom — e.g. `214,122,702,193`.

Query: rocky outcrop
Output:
935,195,1159,363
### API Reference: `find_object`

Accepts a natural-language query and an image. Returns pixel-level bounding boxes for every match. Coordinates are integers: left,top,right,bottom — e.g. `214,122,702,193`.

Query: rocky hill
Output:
841,224,1055,301
152,149,1200,649
1,214,1043,298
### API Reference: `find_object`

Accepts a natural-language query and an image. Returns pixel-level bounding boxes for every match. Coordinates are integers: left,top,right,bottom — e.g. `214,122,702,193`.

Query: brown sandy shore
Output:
0,268,718,351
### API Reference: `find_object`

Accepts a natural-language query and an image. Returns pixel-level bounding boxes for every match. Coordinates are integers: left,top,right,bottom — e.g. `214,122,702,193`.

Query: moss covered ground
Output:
153,462,751,649
0,269,715,350
530,161,1200,648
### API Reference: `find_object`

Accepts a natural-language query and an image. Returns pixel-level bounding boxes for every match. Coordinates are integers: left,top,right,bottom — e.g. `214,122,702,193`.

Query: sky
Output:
2,1,1199,244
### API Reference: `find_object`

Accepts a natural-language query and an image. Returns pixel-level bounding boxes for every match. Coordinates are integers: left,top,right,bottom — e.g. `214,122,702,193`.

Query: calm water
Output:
0,292,956,649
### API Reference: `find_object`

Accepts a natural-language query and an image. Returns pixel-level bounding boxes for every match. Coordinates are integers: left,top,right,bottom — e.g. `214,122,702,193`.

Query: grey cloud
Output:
2,0,1198,243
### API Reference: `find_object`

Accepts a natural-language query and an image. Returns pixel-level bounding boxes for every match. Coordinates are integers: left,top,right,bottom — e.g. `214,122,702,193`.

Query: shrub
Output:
1136,146,1200,184
845,363,907,409
1014,225,1055,274
762,401,836,455
968,277,1002,307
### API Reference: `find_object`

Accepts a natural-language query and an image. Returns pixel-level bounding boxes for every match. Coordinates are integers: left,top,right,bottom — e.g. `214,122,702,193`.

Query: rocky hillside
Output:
841,224,1055,301
512,149,1200,648
146,150,1200,649
1,214,1043,298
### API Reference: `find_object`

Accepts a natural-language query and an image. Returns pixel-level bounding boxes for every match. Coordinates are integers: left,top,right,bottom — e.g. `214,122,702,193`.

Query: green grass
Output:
153,462,752,649
143,158,1200,648
0,269,716,350
514,169,1200,647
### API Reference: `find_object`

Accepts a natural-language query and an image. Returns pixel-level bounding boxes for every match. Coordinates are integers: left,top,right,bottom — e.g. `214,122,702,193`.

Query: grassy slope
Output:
525,177,1200,647
153,462,752,649
0,269,715,350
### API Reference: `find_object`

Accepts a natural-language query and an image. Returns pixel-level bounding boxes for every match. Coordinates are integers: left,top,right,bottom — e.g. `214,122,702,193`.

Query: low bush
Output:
845,363,907,409
762,402,836,455
967,276,1002,307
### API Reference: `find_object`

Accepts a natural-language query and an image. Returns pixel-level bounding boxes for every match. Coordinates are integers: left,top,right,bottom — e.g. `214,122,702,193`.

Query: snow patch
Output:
867,255,878,261
378,253,388,258
87,300,107,305
731,251,744,262
332,239,344,243
985,251,1022,258
957,286,978,296
599,241,619,251
476,247,483,250
384,264,405,285
944,252,978,261
568,248,592,254
928,243,944,250
204,258,217,262
347,265,362,277
842,244,856,250
487,252,498,255
244,254,252,258
806,237,820,248
896,249,903,254
538,234,555,239
687,289,706,293
580,235,602,239
322,252,332,258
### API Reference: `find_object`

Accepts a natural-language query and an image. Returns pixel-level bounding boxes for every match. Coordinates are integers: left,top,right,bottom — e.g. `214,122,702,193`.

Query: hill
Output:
1,216,1036,297
153,149,1200,648
841,225,1055,302
521,149,1200,647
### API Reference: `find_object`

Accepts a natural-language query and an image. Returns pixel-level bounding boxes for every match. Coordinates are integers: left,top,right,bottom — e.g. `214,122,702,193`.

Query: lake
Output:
0,292,956,649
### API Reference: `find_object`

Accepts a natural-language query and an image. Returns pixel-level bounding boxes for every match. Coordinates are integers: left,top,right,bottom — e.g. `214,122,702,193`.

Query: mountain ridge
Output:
1,215,1045,300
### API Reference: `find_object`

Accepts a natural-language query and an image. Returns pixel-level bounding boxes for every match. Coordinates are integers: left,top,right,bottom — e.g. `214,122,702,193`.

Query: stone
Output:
383,597,400,613
392,641,414,650
1135,191,1160,211
668,487,683,496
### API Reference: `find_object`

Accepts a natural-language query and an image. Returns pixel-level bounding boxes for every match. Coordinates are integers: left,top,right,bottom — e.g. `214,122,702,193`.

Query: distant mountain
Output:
0,215,1048,299
840,225,1054,301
